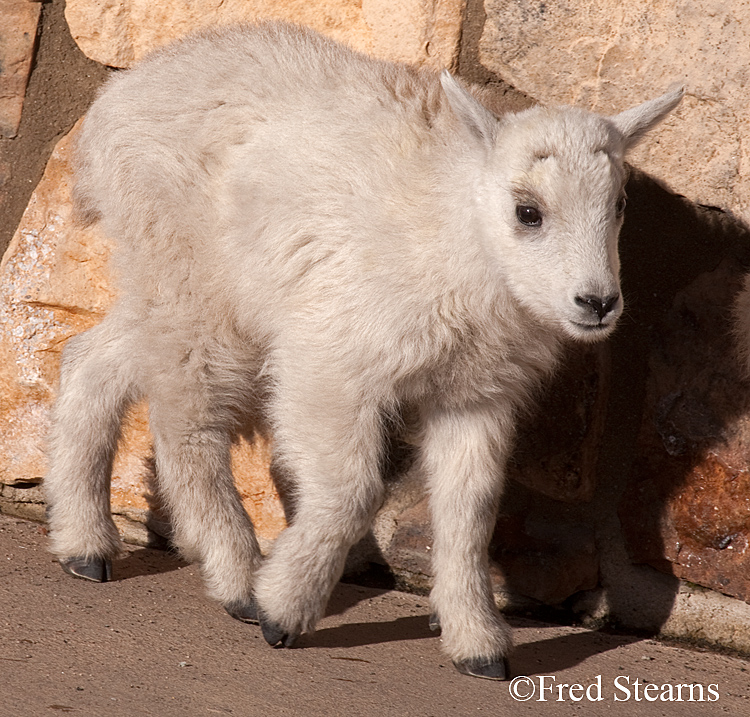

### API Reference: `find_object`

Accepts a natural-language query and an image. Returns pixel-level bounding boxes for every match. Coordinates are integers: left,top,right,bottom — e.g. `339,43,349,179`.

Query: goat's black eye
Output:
616,195,627,216
516,205,542,227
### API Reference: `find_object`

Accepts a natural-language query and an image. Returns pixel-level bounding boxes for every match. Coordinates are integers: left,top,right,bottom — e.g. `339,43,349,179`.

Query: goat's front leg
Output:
421,402,514,680
253,376,385,647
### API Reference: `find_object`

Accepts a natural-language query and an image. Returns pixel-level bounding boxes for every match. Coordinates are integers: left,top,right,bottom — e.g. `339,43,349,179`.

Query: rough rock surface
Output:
479,0,750,223
0,0,42,138
508,344,610,503
0,125,286,547
385,493,599,606
64,0,466,69
621,258,750,603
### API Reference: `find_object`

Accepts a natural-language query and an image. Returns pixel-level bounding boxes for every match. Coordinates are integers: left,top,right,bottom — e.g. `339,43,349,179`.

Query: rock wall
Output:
64,0,466,69
3,0,750,654
0,125,286,549
0,1,41,139
479,0,750,224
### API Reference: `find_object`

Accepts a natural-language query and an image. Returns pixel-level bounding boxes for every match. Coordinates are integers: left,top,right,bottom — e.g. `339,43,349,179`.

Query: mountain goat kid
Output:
44,21,683,680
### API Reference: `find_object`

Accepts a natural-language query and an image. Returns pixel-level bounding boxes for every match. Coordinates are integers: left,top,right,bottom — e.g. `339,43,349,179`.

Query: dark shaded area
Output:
112,545,188,581
297,614,434,650
605,174,750,591
0,0,110,258
491,171,750,632
457,0,533,114
616,183,750,602
509,619,642,678
507,342,610,503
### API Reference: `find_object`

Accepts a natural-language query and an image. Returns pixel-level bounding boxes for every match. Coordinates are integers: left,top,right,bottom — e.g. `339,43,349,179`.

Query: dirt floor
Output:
1,513,749,717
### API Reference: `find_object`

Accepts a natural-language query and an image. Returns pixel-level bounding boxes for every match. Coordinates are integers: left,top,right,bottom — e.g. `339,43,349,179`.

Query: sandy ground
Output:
1,513,748,717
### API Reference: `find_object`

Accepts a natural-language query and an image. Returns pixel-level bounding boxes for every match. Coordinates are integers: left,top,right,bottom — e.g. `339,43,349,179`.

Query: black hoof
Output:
224,597,260,624
453,656,510,681
428,614,441,633
59,556,112,583
259,614,298,648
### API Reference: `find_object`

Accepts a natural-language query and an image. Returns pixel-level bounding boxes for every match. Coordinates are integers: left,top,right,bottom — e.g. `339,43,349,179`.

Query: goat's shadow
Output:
507,620,643,677
110,544,187,581
300,585,642,676
296,614,434,650
307,624,643,678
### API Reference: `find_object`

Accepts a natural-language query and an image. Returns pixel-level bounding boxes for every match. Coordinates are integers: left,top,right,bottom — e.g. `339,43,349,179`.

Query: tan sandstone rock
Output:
0,0,42,138
64,0,465,69
479,0,750,222
0,124,286,547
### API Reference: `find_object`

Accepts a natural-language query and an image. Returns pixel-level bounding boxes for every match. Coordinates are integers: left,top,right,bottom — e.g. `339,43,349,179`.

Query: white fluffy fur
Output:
44,21,682,665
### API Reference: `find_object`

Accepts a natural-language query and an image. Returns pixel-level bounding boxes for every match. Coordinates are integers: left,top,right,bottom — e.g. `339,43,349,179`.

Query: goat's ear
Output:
611,85,685,150
440,70,498,145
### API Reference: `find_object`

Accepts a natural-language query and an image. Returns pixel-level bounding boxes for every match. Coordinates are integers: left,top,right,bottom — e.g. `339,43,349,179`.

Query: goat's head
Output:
442,74,683,342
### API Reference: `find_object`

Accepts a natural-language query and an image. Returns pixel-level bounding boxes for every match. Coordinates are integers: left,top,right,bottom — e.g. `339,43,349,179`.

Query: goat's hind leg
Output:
45,317,137,582
146,358,262,623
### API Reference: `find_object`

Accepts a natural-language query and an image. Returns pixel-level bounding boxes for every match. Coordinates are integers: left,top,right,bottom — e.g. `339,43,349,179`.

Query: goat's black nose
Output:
575,293,620,321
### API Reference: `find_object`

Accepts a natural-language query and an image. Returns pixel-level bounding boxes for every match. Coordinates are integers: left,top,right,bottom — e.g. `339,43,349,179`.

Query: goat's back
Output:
75,22,452,252
73,22,563,407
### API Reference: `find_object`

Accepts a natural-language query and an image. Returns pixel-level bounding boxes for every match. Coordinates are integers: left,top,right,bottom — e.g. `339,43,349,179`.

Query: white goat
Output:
44,21,682,679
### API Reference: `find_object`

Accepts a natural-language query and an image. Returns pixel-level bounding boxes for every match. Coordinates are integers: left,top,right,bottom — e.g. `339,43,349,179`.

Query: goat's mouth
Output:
567,319,618,341
570,321,611,332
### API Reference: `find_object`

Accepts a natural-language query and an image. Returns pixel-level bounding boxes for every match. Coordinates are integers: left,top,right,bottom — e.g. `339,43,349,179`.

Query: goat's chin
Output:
564,319,619,343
